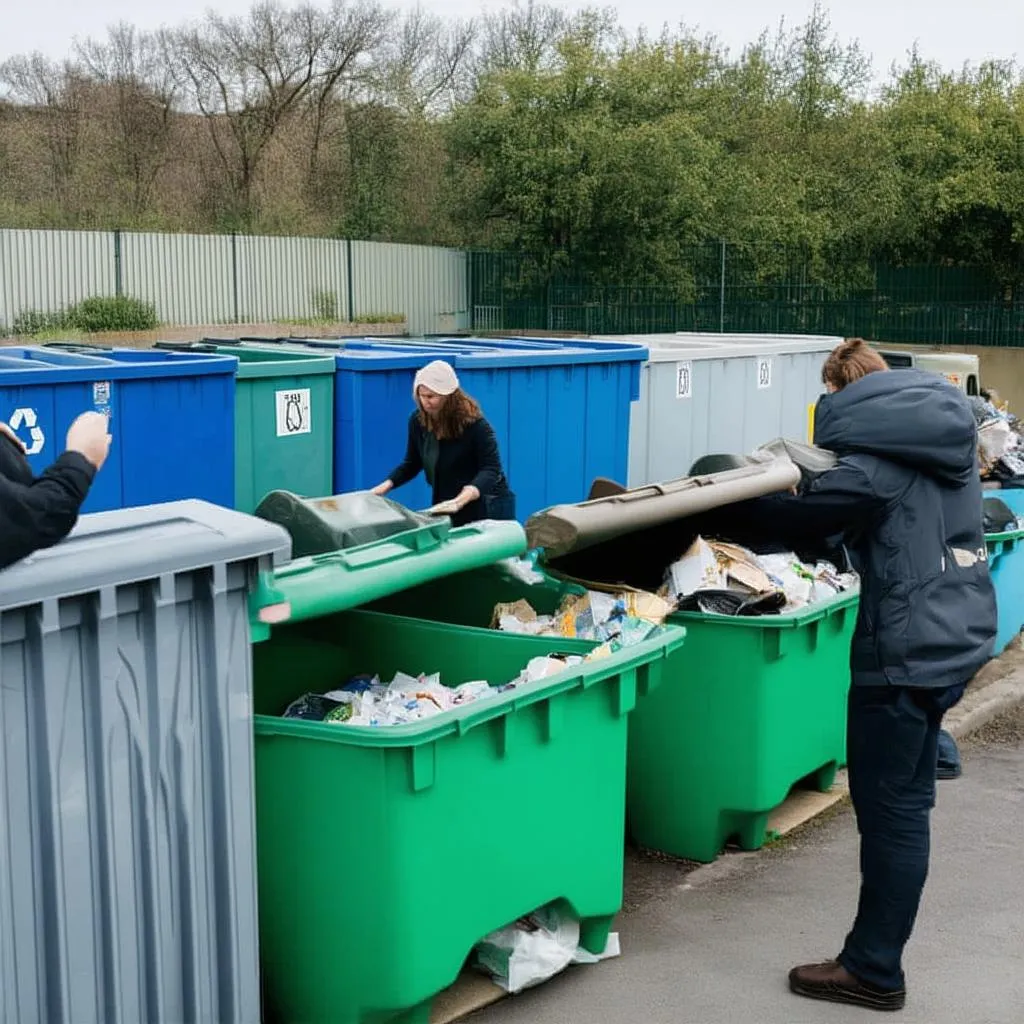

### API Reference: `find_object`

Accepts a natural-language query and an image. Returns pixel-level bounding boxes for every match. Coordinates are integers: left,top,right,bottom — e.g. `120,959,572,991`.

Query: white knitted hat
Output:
413,360,459,398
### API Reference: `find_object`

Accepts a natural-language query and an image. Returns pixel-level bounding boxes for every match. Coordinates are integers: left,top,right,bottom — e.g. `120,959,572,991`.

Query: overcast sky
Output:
2,0,1021,80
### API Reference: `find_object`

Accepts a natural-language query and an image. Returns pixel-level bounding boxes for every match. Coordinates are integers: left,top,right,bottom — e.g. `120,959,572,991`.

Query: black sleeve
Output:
0,452,96,570
468,419,502,494
386,415,423,488
730,461,886,547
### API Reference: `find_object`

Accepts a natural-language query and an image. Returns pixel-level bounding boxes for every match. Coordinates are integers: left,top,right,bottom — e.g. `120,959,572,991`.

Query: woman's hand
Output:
428,499,461,517
428,485,480,517
370,481,393,497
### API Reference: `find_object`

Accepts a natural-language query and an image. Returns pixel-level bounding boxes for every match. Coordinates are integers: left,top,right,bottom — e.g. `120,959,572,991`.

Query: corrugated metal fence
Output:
0,229,468,335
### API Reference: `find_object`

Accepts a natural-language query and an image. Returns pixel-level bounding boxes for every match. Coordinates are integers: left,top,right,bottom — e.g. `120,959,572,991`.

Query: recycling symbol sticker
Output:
9,408,45,455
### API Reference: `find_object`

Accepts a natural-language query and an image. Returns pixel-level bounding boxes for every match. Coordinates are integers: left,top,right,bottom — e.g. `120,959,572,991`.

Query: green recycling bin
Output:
377,460,858,864
155,341,335,512
526,463,856,863
248,497,685,1024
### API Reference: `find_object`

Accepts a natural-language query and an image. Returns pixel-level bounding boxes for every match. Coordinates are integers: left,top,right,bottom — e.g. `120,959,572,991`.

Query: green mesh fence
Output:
468,247,1024,346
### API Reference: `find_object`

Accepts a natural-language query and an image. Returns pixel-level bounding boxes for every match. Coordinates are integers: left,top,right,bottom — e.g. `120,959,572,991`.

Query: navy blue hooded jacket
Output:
747,368,996,689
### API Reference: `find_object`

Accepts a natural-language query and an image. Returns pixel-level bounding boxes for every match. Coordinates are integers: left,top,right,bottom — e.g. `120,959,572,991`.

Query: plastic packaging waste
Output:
473,904,621,994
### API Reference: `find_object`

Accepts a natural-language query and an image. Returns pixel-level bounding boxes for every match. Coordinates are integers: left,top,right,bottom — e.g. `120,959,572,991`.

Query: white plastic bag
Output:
474,906,620,994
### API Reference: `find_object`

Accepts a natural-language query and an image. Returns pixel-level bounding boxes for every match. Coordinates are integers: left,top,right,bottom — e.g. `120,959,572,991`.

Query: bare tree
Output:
473,0,570,78
376,7,477,115
168,0,390,221
303,0,392,185
0,52,85,204
75,23,178,219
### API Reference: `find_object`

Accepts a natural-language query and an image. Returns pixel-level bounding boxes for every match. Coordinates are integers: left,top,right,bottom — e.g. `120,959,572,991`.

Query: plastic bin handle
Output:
331,523,449,567
154,341,218,353
42,341,113,353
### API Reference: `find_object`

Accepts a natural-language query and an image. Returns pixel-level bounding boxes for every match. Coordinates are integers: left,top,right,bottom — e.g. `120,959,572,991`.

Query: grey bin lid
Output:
0,500,291,610
526,457,800,559
255,490,436,559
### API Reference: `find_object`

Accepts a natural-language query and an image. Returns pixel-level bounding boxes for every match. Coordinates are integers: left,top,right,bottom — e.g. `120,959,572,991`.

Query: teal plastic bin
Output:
157,341,335,512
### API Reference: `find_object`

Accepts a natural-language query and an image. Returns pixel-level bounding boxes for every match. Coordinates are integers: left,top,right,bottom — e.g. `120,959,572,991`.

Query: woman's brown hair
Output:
417,388,482,440
821,338,890,391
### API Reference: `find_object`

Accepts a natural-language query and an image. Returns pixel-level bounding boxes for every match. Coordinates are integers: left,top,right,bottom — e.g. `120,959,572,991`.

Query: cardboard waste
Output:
664,535,857,615
492,588,673,652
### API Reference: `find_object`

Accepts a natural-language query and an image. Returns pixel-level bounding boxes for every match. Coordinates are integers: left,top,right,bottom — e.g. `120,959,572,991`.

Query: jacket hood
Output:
813,368,978,487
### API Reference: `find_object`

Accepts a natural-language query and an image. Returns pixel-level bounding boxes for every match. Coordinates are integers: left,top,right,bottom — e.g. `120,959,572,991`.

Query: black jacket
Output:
744,369,996,689
0,434,96,571
387,414,513,525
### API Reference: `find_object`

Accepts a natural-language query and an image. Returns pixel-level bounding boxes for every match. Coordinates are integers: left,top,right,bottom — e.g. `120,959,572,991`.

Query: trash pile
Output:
473,904,620,994
973,392,1024,482
280,653,594,728
664,536,857,616
492,589,673,649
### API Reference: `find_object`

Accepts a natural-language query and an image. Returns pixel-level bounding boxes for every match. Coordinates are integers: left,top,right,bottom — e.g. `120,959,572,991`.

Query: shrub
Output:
67,296,159,332
353,313,406,324
12,296,159,336
311,288,339,321
11,309,72,336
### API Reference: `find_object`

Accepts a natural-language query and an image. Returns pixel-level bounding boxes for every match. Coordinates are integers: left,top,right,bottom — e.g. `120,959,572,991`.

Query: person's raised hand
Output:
0,421,26,454
65,411,112,471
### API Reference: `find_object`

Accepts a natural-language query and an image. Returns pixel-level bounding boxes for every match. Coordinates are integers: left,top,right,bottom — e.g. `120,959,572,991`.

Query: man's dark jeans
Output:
838,682,966,992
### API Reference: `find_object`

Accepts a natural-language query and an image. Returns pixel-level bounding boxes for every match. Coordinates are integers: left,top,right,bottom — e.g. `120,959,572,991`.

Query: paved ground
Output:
471,708,1024,1024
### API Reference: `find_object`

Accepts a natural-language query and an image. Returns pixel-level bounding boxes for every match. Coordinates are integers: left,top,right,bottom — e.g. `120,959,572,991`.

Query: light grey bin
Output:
0,500,290,1024
600,332,840,487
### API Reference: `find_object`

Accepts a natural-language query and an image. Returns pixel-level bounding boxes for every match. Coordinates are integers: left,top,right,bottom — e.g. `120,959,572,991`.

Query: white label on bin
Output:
675,361,693,400
8,407,45,455
757,357,772,390
275,388,312,437
92,380,112,420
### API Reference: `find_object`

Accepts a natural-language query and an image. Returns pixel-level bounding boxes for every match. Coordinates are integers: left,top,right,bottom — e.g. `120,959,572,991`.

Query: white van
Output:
874,348,981,396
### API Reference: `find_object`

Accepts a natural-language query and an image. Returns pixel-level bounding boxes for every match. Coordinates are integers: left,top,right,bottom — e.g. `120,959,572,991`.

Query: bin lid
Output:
525,457,800,559
588,332,838,362
0,500,291,610
252,509,527,633
0,346,237,384
165,341,336,378
255,490,443,558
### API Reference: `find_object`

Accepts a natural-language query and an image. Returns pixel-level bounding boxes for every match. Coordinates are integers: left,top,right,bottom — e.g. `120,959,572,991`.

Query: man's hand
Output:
0,421,27,454
65,411,112,471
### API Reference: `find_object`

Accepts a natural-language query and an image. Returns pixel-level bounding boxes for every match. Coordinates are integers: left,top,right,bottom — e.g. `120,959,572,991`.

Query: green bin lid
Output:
249,497,527,637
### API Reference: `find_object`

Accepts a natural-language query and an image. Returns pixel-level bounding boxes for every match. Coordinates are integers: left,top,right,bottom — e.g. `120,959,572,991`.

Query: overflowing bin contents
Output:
278,649,628,728
526,456,858,863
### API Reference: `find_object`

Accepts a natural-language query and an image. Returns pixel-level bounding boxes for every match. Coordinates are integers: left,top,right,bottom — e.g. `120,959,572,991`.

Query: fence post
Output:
345,238,355,322
113,229,123,298
719,238,726,333
230,232,240,323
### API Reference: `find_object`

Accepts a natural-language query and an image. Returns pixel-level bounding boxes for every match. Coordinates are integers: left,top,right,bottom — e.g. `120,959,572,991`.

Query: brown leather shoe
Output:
789,960,907,1012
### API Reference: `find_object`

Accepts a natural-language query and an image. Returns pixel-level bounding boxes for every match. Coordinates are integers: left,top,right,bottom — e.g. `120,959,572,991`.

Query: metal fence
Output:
5,230,1023,346
469,247,1024,347
0,229,469,336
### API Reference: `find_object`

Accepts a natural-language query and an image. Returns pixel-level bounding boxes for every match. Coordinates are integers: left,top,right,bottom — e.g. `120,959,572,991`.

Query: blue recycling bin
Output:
229,336,648,518
986,488,1024,651
0,346,236,512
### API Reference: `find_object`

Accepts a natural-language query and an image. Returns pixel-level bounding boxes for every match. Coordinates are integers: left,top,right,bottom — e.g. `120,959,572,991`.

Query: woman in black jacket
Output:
371,360,515,526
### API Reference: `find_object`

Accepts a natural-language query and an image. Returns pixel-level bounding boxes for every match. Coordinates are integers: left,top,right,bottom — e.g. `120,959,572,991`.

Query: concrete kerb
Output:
945,638,1024,740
